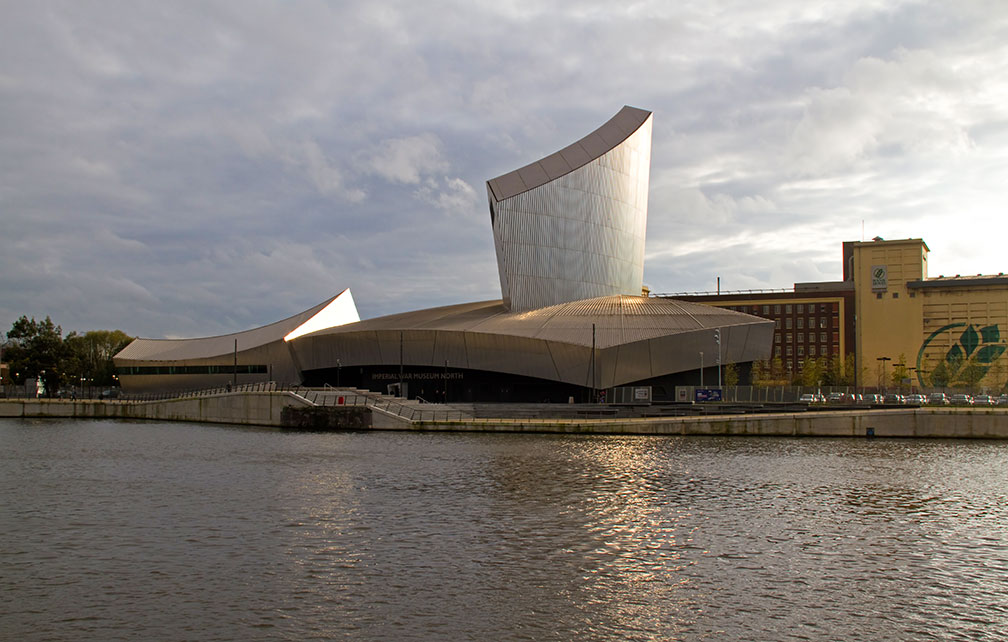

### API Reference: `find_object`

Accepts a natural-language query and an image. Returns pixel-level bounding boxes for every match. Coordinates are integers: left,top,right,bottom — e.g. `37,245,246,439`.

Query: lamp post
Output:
699,351,704,388
908,366,917,393
877,356,891,392
714,328,722,388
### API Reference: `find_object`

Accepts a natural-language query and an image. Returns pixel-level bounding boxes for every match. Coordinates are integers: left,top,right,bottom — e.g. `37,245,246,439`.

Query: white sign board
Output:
871,265,888,291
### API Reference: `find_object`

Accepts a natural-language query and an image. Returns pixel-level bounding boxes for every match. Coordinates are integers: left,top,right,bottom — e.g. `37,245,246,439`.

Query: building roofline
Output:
908,275,1008,289
486,105,652,202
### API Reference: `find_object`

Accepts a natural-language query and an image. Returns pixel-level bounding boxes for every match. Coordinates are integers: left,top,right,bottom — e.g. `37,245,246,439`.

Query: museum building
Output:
114,106,775,401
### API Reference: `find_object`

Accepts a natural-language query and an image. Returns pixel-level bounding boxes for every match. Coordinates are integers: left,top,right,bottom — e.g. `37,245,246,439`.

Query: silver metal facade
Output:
488,106,652,312
290,295,774,389
114,290,357,392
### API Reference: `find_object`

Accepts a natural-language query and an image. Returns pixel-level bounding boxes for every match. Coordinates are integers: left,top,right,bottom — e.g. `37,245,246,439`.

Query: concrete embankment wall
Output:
0,392,314,427
3,397,1007,438
418,408,1008,439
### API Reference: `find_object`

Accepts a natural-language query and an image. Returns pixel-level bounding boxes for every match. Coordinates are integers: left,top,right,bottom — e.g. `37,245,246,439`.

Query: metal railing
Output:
0,381,471,422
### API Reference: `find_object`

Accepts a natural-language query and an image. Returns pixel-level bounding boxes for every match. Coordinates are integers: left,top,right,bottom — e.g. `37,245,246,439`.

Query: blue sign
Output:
695,388,722,402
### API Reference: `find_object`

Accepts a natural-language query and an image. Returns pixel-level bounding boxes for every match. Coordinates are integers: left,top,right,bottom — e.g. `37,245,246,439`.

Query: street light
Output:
877,356,891,392
714,328,722,388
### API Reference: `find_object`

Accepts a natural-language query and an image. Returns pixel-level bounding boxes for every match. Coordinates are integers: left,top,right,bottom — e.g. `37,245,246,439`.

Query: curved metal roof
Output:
289,294,773,388
115,289,358,362
295,294,768,349
486,105,652,202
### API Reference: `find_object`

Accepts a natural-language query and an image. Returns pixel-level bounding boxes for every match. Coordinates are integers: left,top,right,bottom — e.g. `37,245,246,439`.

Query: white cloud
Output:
3,1,1008,338
364,134,448,185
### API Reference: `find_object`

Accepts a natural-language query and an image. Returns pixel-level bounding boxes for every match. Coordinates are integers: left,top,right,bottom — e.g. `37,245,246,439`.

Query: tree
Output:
65,330,133,387
4,317,133,394
4,316,70,395
930,359,950,388
723,362,739,387
890,354,910,391
798,357,825,388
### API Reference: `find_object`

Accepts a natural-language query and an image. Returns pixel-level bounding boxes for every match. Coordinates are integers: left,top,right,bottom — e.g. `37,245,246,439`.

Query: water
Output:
2,419,1007,641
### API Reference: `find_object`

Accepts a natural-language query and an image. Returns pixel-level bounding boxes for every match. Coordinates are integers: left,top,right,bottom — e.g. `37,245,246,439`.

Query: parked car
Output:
905,393,927,405
827,392,846,404
928,393,951,405
950,393,973,406
864,393,884,404
883,393,905,405
799,393,825,404
998,394,1008,407
973,394,995,406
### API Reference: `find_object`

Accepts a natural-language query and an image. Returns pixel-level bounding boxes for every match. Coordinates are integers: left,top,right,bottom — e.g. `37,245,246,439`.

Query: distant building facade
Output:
851,237,1008,393
670,283,855,378
669,237,1008,393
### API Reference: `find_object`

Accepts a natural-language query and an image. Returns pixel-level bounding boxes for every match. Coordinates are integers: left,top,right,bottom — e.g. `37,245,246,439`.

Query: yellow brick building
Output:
852,238,1008,393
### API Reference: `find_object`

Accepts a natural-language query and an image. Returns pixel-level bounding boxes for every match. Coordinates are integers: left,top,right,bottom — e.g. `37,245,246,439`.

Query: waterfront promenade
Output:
3,389,1008,438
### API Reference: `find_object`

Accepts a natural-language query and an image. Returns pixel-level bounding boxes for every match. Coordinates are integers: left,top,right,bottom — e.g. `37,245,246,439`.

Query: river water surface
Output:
2,418,1007,640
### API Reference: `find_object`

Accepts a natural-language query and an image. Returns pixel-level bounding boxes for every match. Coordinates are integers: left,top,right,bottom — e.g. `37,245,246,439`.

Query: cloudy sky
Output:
3,1,1007,339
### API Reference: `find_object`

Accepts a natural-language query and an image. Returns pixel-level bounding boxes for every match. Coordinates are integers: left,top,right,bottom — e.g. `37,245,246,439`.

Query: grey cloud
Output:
3,1,1008,339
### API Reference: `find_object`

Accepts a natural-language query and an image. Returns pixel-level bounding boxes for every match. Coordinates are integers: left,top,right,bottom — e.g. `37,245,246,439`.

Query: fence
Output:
0,381,470,422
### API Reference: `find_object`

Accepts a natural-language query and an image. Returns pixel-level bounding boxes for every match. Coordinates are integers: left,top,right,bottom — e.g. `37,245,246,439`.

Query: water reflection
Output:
2,421,1008,640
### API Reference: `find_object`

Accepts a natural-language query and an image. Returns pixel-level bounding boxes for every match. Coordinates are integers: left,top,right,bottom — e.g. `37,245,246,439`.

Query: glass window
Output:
774,304,781,314
786,318,793,329
775,333,781,343
797,318,804,329
775,319,781,329
786,345,793,357
820,304,826,312
786,304,792,314
762,305,770,315
797,304,804,313
797,332,804,343
786,333,793,344
820,318,828,329
820,332,827,342
775,346,781,357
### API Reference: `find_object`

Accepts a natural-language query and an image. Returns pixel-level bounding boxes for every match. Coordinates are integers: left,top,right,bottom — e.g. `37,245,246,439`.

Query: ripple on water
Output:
2,422,1008,640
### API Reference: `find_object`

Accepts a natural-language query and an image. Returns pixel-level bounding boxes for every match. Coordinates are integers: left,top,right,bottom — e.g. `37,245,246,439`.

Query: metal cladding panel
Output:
117,341,296,392
558,143,592,170
539,152,572,180
608,339,655,387
464,333,558,379
114,292,348,362
286,294,774,387
119,373,269,394
488,107,652,312
291,331,383,371
431,331,471,369
547,340,593,386
368,330,438,367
